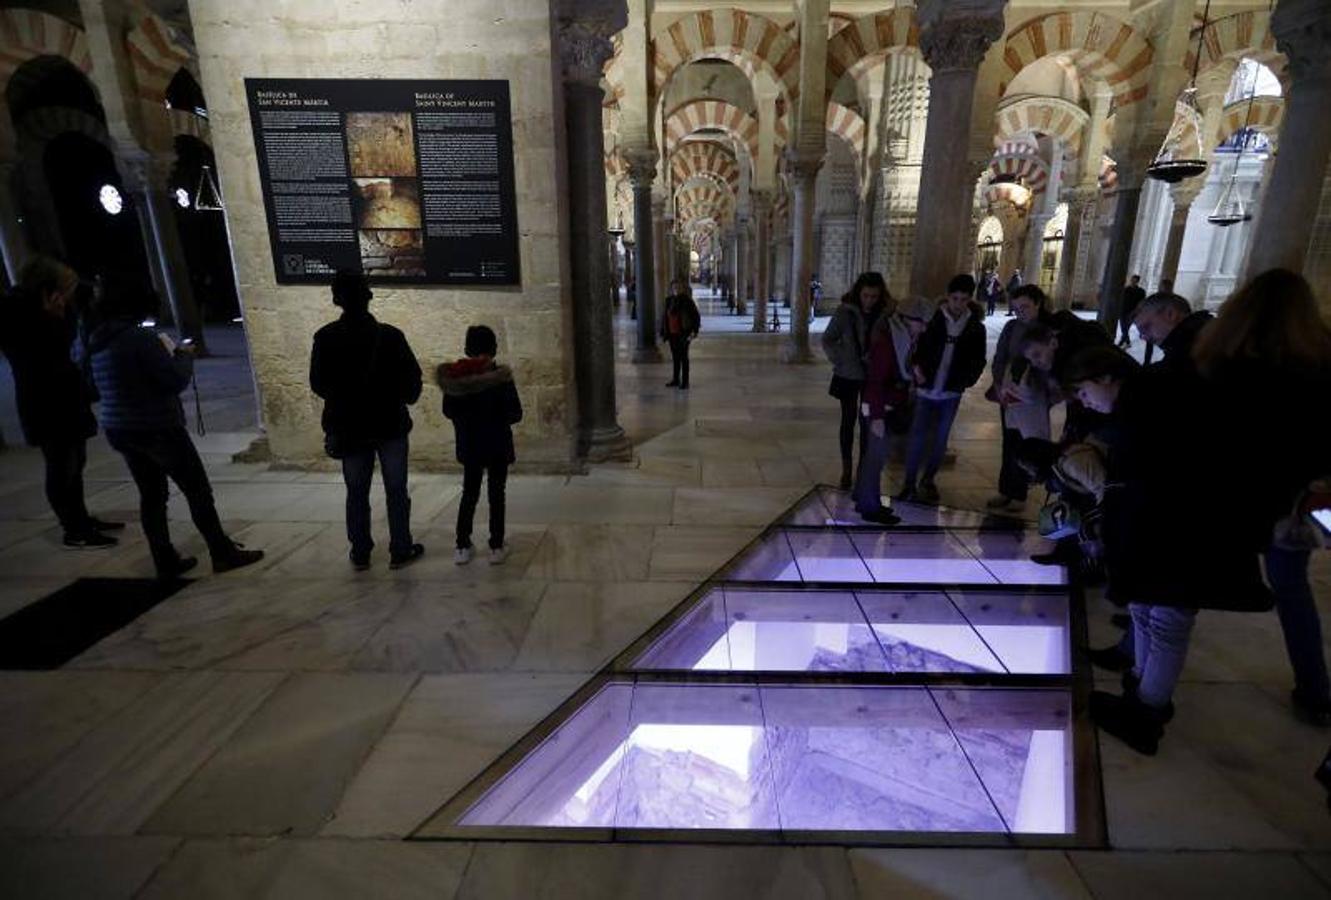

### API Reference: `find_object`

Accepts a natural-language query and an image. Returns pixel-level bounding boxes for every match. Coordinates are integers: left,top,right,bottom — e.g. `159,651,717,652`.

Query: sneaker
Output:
157,556,198,579
1292,689,1331,727
87,517,125,532
213,546,265,574
858,508,900,526
1090,690,1165,756
63,530,118,549
917,481,940,504
489,545,509,566
1120,672,1175,723
894,485,916,503
350,552,371,572
665,380,679,387
389,543,425,570
454,546,473,565
1088,644,1134,673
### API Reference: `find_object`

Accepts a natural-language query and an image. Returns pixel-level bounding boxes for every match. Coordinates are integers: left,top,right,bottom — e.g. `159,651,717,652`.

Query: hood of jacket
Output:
436,358,514,396
1160,310,1213,360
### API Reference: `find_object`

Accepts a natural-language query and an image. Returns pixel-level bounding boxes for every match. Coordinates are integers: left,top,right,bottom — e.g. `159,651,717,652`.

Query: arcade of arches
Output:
0,1,1327,468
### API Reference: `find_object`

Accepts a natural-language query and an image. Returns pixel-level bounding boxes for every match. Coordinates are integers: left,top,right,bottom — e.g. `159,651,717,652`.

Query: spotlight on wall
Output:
175,187,191,209
98,184,124,216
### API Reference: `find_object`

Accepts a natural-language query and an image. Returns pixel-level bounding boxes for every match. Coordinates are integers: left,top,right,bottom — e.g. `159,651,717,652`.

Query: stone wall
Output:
189,0,575,468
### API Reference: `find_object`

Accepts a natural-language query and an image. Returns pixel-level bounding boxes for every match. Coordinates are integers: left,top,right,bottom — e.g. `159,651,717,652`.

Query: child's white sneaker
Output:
488,545,508,566
454,546,473,566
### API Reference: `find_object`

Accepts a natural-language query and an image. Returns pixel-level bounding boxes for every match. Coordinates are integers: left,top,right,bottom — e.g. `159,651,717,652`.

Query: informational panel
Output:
244,78,520,285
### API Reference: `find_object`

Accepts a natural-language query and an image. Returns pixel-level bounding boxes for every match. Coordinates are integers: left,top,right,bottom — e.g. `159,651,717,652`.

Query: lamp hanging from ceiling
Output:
1207,67,1259,227
195,164,224,212
1146,0,1212,184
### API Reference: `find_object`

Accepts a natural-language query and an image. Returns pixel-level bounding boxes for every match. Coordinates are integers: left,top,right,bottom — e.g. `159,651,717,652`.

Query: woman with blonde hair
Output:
1194,267,1331,725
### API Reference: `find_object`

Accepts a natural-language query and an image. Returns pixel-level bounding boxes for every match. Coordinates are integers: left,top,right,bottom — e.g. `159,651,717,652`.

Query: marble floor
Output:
1,310,1329,898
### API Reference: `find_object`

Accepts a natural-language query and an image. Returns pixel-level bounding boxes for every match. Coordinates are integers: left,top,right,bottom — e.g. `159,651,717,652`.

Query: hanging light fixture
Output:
1207,66,1258,227
194,164,224,212
1146,0,1212,184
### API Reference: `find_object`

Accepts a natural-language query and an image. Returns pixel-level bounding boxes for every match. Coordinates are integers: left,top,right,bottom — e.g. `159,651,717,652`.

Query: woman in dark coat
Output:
1064,345,1273,755
0,258,119,546
820,272,888,489
660,279,700,390
1193,268,1331,726
439,325,523,566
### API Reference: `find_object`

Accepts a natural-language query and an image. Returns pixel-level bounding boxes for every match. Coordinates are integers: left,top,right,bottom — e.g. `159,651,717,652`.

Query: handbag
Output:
1038,493,1082,541
324,326,383,460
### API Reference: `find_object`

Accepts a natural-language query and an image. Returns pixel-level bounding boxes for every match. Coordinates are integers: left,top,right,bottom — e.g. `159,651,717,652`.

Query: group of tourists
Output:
1,260,523,575
821,264,1331,768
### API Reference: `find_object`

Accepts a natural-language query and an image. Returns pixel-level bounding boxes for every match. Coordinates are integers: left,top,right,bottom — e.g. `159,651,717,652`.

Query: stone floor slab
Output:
0,836,181,900
1069,850,1329,900
847,849,1092,899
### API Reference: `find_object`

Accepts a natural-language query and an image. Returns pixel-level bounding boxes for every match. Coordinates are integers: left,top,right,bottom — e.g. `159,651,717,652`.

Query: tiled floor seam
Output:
127,835,189,900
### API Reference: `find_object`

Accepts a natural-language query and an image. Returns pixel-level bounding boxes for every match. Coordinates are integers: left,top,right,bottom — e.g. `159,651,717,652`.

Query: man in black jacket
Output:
1118,275,1146,348
896,274,986,504
0,258,121,547
310,271,424,571
1132,292,1212,374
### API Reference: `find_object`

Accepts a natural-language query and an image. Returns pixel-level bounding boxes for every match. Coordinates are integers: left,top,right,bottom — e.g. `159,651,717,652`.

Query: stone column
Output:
1244,0,1331,277
1022,209,1055,284
783,152,823,362
626,151,662,363
731,220,746,314
1053,186,1098,309
558,16,632,461
1096,166,1146,330
909,1,1005,298
124,153,206,350
1160,180,1202,285
0,161,31,284
751,191,772,331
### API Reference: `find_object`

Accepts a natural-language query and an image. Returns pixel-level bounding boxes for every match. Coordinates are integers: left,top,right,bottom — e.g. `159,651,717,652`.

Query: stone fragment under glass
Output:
457,682,1074,835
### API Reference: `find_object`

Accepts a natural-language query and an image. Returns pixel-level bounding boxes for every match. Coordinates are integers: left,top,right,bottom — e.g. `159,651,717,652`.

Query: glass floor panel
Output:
457,682,1074,836
632,588,1070,675
419,486,1099,846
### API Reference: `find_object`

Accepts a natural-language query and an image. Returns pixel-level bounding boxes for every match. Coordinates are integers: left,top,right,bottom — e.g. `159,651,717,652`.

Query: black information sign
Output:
244,78,520,286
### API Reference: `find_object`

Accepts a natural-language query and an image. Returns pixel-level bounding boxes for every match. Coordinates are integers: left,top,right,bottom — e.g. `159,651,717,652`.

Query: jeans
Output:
668,336,691,387
1267,546,1330,703
457,461,508,550
837,386,864,472
853,417,889,513
1129,602,1197,709
341,436,413,560
39,437,90,533
996,408,1028,502
902,394,961,488
107,426,232,569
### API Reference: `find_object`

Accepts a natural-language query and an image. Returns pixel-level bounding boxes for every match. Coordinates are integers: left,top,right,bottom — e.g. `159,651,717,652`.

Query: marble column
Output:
783,152,823,362
731,221,746,314
124,153,206,350
559,18,631,461
626,151,662,363
1022,209,1055,285
0,161,31,285
1053,186,1098,309
651,193,667,333
1096,168,1145,331
910,2,1005,297
1159,180,1202,286
1244,0,1331,277
752,191,772,332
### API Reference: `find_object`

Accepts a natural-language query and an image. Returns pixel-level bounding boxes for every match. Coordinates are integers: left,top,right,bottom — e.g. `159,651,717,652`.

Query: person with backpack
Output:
0,257,121,548
310,271,424,571
660,279,701,390
439,325,523,565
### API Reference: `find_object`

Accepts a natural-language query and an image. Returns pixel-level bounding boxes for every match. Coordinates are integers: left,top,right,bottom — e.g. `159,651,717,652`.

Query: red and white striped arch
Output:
651,9,801,101
1001,11,1153,110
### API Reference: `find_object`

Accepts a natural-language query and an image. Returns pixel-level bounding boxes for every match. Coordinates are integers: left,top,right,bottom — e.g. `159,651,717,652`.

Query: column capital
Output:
1271,0,1331,85
917,1,1004,73
557,19,616,86
624,147,658,187
1060,184,1100,213
783,148,824,183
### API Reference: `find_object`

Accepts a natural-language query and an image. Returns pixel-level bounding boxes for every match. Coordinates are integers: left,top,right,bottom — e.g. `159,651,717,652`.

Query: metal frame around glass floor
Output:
412,486,1107,847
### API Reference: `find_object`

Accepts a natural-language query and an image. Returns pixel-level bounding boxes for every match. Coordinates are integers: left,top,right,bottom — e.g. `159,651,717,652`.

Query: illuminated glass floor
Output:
415,488,1102,846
